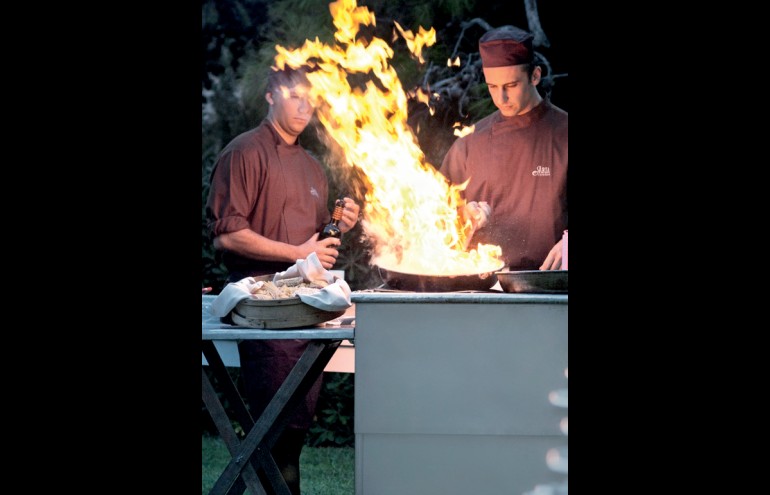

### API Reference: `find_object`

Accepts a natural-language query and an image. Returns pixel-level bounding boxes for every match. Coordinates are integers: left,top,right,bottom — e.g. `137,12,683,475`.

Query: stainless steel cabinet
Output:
351,292,568,495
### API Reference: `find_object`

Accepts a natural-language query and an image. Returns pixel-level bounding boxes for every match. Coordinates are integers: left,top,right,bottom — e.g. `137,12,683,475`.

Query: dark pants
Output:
261,428,307,495
238,340,324,495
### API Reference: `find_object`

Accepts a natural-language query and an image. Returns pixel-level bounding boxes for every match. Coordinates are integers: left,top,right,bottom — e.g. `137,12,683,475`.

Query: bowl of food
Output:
230,275,346,329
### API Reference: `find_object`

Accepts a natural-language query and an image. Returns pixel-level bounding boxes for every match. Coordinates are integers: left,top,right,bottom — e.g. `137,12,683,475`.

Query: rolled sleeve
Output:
206,147,262,237
210,214,251,237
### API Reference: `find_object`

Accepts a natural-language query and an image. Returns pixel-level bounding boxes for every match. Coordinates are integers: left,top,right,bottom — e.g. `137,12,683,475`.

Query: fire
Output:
274,0,503,275
453,122,475,138
392,21,435,64
406,86,435,115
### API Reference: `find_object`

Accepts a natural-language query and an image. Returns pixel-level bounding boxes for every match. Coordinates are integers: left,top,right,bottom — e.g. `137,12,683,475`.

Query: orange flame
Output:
407,86,435,115
274,0,502,275
393,21,435,64
453,122,475,138
447,56,461,67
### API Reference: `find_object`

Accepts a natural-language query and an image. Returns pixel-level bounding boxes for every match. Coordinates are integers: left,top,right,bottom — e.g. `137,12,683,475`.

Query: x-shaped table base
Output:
202,338,344,495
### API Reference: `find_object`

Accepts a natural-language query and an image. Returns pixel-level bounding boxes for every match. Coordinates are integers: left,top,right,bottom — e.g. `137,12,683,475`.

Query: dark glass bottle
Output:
319,199,344,240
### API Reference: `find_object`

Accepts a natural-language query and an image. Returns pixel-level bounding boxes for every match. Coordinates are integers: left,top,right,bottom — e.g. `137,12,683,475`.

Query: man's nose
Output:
299,97,313,113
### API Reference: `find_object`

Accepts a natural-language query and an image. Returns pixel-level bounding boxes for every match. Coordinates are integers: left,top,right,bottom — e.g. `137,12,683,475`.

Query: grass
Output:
202,434,354,495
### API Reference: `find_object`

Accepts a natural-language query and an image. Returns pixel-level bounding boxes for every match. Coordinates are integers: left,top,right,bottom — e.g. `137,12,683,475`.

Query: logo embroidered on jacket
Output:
532,166,551,177
310,187,320,198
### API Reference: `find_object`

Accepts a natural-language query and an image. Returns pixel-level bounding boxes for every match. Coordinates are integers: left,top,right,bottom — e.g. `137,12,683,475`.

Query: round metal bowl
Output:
378,263,504,292
232,297,345,329
230,274,345,329
495,270,568,294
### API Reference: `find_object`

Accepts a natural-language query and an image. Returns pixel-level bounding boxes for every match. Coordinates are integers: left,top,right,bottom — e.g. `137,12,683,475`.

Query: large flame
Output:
274,0,503,275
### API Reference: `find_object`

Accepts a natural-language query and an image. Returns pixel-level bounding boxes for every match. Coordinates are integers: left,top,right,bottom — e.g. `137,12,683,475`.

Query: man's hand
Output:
462,201,491,231
539,239,563,270
338,197,361,233
300,233,341,269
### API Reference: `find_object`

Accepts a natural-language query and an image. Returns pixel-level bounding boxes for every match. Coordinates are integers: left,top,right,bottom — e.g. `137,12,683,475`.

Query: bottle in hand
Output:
319,198,345,240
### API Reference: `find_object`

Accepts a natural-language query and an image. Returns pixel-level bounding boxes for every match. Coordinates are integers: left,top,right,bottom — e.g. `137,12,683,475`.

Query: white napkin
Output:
209,276,267,317
209,252,352,317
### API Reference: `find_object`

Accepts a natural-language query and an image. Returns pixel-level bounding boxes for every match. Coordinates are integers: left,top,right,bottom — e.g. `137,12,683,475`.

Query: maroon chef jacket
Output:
439,99,568,270
206,120,331,277
206,120,332,429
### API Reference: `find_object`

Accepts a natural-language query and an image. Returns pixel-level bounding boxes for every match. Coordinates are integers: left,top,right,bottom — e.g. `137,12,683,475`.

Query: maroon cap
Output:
479,25,534,68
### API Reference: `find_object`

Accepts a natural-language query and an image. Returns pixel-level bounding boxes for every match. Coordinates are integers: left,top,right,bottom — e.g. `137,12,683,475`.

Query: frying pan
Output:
377,263,504,292
495,270,568,294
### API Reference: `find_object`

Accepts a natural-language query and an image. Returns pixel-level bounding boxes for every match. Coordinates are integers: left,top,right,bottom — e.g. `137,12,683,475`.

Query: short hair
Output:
266,66,311,94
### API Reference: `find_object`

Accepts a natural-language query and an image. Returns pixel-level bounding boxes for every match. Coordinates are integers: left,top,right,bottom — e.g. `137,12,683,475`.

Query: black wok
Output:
378,263,504,292
495,270,568,293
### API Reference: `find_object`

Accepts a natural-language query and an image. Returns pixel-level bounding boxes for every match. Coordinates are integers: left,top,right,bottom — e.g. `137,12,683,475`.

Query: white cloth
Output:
209,252,352,317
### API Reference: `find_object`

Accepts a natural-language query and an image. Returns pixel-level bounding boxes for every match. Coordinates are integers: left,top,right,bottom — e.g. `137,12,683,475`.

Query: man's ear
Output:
266,92,274,105
532,66,542,85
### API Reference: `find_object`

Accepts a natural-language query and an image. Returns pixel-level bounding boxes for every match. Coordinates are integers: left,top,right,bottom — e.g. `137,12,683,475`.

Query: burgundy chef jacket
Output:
439,98,568,270
206,120,331,276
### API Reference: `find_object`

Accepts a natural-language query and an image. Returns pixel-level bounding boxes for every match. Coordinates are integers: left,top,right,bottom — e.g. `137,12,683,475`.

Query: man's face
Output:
269,82,315,138
482,64,540,117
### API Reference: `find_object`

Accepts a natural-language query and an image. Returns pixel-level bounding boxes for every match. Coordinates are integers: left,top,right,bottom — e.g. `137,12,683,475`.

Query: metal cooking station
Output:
351,290,567,495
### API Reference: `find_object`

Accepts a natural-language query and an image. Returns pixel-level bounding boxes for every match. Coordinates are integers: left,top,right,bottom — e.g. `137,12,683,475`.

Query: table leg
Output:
202,368,266,495
204,339,342,495
203,340,262,494
202,341,255,431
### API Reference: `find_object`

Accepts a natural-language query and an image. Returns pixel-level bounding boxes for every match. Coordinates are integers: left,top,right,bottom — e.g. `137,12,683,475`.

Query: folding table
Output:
202,295,354,495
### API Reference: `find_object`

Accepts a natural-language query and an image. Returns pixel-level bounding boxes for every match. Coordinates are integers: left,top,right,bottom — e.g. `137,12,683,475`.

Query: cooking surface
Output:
351,290,567,304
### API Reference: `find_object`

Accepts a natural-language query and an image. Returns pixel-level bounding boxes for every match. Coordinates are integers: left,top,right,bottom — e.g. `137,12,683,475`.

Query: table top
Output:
202,294,355,341
202,326,355,340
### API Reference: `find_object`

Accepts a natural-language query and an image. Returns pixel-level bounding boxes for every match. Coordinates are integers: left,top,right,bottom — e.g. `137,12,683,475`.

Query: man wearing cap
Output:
439,25,568,271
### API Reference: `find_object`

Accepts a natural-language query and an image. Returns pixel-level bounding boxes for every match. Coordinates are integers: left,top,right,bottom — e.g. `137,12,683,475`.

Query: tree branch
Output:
524,0,550,48
450,17,493,59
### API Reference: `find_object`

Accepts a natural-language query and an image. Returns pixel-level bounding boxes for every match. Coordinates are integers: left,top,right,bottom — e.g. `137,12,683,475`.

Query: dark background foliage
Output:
201,0,568,447
201,0,568,293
